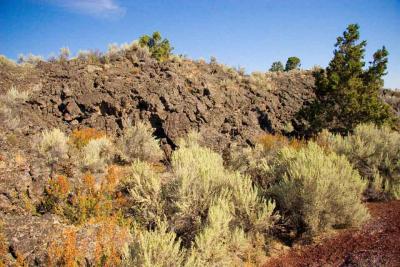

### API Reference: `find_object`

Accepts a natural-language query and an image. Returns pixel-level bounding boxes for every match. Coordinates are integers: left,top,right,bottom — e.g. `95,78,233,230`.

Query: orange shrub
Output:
40,175,71,215
82,172,96,193
70,128,105,149
47,229,84,267
48,218,130,267
41,169,128,225
101,165,121,193
93,216,130,266
114,192,129,210
150,162,166,173
288,138,306,150
257,133,304,151
69,190,113,225
48,175,71,199
257,134,288,150
15,251,28,267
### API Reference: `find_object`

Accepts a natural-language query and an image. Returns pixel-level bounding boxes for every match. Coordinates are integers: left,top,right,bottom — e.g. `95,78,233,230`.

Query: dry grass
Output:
249,71,272,90
0,55,17,67
1,86,30,105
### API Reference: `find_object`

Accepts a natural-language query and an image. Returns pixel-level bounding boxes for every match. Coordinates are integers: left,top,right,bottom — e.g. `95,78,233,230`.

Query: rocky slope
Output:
1,49,398,265
0,51,317,265
1,54,317,155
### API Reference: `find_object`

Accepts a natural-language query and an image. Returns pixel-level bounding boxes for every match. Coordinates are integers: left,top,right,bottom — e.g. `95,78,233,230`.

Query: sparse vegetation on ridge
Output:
269,61,284,72
0,87,30,132
285,57,301,71
139,31,173,62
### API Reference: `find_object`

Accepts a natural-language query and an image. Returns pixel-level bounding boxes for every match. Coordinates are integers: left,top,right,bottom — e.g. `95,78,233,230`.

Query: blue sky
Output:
1,0,399,88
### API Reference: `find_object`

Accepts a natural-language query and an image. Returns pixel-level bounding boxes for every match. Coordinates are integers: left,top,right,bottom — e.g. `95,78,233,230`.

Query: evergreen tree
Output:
139,32,173,62
285,57,301,71
269,61,284,72
302,24,395,135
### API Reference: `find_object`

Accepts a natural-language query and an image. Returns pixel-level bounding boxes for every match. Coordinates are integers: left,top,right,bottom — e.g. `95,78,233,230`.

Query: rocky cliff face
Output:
1,54,316,155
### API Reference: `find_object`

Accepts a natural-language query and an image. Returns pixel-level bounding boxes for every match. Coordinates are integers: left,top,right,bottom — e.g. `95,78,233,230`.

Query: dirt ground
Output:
265,201,400,267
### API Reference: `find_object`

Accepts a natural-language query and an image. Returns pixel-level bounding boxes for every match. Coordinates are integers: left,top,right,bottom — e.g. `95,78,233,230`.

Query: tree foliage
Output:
300,24,395,134
139,32,173,62
269,61,284,72
285,57,301,71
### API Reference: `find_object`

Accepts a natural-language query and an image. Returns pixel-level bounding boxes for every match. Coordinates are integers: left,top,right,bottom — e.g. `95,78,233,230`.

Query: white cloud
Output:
47,0,126,18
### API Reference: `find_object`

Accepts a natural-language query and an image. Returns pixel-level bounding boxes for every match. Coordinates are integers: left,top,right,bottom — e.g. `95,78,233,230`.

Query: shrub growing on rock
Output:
48,217,130,266
268,142,369,236
40,175,71,215
249,71,272,90
117,122,163,163
317,123,400,199
41,169,124,225
171,137,275,247
39,128,69,168
17,53,43,66
59,47,70,61
0,55,17,67
1,86,30,104
129,221,185,267
122,160,165,227
269,61,284,72
138,32,173,62
285,57,301,71
0,87,30,131
186,198,250,266
47,229,84,267
229,134,304,191
81,137,114,172
70,128,105,149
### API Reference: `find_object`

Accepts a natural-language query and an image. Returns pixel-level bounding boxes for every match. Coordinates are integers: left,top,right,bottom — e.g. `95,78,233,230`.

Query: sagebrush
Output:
317,123,400,199
268,142,369,236
117,122,163,163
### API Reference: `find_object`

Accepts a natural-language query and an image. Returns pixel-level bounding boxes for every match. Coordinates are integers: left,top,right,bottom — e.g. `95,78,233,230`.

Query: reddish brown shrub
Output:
70,128,105,149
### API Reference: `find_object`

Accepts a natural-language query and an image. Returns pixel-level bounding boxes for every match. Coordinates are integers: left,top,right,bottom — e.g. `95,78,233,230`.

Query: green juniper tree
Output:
269,61,284,72
139,32,173,62
300,24,395,135
285,57,301,71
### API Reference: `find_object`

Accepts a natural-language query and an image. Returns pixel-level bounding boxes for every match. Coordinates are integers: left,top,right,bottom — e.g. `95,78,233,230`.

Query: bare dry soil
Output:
265,200,400,267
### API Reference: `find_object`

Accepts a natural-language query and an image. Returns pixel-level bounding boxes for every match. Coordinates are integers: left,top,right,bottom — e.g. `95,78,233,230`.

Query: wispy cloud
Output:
46,0,126,18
